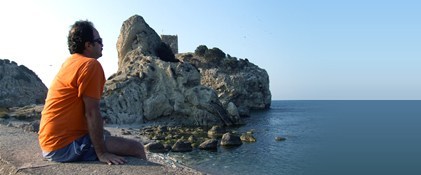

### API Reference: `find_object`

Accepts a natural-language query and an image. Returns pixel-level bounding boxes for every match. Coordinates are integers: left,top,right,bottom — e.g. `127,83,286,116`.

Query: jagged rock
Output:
177,49,271,116
101,15,240,126
199,139,218,150
117,15,161,71
0,59,47,108
171,140,193,152
220,132,242,146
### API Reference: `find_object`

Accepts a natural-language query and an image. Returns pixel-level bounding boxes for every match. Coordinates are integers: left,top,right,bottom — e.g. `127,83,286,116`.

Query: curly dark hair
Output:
67,20,95,54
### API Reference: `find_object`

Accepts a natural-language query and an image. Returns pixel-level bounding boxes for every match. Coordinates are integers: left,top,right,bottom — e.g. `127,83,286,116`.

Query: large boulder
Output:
199,139,218,150
101,15,240,126
220,132,242,147
145,142,167,153
116,15,161,71
171,140,193,152
0,59,47,108
177,47,271,116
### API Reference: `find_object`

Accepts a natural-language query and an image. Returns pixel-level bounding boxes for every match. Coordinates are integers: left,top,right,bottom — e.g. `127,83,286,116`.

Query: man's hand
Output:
83,96,126,165
97,152,127,165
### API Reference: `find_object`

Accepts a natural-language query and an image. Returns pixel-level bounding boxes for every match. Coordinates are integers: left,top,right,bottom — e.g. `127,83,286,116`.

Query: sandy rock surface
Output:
0,124,205,175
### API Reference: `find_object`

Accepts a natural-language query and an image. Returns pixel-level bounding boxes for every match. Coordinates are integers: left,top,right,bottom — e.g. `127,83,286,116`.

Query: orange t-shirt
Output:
38,53,105,152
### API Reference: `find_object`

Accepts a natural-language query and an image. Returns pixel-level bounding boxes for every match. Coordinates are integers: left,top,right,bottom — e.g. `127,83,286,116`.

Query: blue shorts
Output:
42,134,98,162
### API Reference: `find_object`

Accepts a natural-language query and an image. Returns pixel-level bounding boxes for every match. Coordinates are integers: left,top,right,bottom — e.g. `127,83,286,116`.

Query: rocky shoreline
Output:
0,110,264,175
0,14,273,174
0,119,205,175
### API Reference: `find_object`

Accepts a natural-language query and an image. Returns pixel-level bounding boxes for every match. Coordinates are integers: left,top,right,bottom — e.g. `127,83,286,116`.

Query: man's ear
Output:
84,42,91,49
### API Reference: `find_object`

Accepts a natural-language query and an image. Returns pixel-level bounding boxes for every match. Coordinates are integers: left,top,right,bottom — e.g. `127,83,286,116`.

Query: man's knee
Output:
104,136,146,159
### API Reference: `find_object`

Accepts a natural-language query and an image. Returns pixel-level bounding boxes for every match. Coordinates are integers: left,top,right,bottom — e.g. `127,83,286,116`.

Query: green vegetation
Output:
204,47,226,60
194,45,208,56
0,107,9,118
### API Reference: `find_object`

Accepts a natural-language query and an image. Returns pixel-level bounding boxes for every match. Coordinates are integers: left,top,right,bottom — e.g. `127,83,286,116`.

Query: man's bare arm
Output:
83,95,126,165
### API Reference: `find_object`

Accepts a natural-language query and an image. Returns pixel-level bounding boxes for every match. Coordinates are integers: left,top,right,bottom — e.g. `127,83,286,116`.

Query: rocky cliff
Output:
101,15,241,126
0,59,47,108
177,46,271,116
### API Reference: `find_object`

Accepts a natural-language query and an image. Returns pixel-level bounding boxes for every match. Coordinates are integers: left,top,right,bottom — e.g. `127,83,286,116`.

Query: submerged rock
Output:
275,136,286,141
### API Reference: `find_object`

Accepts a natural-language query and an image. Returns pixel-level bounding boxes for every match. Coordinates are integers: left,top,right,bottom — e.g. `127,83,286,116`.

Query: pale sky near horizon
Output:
0,0,420,100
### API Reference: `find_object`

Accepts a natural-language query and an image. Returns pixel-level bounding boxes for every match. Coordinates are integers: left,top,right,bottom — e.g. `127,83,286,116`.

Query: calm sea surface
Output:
166,100,421,175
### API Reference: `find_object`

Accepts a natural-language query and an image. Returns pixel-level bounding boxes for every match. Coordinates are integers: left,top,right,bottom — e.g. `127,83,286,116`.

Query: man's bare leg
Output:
104,136,147,160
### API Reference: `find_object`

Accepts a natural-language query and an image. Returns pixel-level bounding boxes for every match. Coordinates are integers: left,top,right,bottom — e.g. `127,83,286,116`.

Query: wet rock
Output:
0,107,9,118
188,135,197,143
240,133,256,142
226,102,243,124
121,129,132,135
152,134,165,140
207,125,225,138
275,136,286,141
199,139,218,150
220,133,242,146
145,142,167,153
171,140,193,152
157,125,168,133
163,144,172,152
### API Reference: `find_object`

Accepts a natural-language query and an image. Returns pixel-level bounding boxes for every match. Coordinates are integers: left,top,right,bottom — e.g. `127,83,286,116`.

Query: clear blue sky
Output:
0,0,420,100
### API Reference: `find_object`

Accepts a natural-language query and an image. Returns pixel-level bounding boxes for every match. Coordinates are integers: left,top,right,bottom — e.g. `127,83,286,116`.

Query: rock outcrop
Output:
0,59,47,108
220,132,242,146
101,15,241,126
1,104,43,120
177,46,271,116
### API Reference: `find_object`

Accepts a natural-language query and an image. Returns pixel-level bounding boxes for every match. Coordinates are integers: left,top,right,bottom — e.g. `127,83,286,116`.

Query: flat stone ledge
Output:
0,124,203,175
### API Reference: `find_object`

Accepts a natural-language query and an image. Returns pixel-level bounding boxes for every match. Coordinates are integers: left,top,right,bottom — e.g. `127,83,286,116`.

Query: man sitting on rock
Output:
38,20,146,165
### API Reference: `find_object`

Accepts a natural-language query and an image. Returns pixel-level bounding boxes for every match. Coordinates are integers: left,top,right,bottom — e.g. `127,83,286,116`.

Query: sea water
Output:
166,101,421,175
